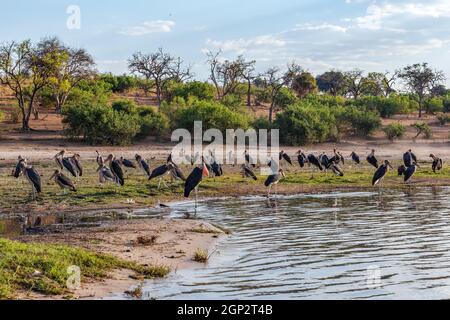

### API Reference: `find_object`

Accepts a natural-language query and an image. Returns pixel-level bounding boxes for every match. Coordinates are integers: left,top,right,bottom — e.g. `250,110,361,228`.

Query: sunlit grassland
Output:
0,160,449,213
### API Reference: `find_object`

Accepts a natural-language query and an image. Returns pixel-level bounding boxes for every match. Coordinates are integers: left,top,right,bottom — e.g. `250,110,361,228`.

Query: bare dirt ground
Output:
15,218,225,300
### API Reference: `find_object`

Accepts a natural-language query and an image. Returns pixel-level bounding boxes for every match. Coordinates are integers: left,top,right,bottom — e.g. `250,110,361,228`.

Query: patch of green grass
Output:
192,248,209,263
0,238,170,299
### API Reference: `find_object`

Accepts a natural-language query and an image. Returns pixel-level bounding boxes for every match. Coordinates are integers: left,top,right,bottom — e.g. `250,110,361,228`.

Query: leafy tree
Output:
344,69,366,100
274,87,298,109
0,40,54,130
291,71,317,98
336,106,381,137
398,63,445,117
316,70,346,96
101,73,137,93
412,121,432,139
40,37,95,113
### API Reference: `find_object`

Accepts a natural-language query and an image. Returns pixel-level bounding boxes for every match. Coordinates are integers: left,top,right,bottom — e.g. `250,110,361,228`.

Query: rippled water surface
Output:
120,187,450,300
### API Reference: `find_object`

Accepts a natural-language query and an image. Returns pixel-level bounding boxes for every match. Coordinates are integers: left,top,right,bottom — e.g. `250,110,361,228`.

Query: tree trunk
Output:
269,101,275,124
418,96,423,118
21,109,30,131
156,81,161,107
246,79,252,107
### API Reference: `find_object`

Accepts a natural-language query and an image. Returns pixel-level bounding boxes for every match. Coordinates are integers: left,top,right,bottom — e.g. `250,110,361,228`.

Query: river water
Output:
111,187,450,300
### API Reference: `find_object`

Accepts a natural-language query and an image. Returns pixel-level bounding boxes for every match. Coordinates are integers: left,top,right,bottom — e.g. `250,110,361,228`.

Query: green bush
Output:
62,99,169,145
274,103,337,145
443,95,450,112
274,87,298,109
355,95,417,118
172,81,216,102
171,101,250,133
336,106,381,137
425,97,444,114
62,102,140,145
412,121,432,139
437,113,450,125
101,73,137,93
383,123,406,141
252,116,272,130
221,94,245,112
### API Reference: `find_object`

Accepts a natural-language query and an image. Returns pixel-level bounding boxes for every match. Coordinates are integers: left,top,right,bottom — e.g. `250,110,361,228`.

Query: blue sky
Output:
1,0,450,84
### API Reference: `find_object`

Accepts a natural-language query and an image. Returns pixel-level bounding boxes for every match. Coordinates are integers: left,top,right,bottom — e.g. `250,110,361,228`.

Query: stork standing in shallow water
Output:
265,169,286,199
19,161,41,200
49,170,76,195
184,157,210,209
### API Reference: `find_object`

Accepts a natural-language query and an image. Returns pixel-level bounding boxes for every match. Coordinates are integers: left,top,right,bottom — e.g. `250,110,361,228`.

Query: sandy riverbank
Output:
13,218,225,300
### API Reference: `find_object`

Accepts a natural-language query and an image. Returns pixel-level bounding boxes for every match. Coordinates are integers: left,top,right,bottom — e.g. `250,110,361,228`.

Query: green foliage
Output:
383,123,406,141
336,106,382,137
66,78,112,106
101,73,137,93
437,113,450,125
62,101,141,145
443,95,450,112
172,81,216,102
424,97,444,114
303,93,346,107
172,101,250,133
274,103,338,145
221,94,245,112
412,121,432,139
112,99,137,114
252,116,272,130
356,95,418,118
136,106,170,140
255,87,271,104
274,87,298,109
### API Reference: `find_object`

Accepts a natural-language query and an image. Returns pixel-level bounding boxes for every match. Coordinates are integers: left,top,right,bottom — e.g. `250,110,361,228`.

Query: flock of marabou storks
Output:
10,148,444,202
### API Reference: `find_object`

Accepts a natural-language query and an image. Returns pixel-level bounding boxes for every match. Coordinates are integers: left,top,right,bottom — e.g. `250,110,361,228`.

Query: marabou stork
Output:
319,153,332,170
170,162,186,182
71,154,83,178
372,160,393,186
265,169,286,198
241,164,257,181
403,149,418,167
120,157,137,169
307,154,323,178
50,170,77,194
350,151,360,164
210,155,223,177
135,154,151,177
279,151,293,166
331,149,345,165
367,149,379,169
330,163,344,177
97,165,116,185
296,150,308,168
149,163,177,189
184,157,210,208
19,161,41,200
55,150,81,178
96,150,104,167
430,154,443,173
403,163,420,183
244,150,256,168
106,154,125,187
13,156,27,178
398,165,407,176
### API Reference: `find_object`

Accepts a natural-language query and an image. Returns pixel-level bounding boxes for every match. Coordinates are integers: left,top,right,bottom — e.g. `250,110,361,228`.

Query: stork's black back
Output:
372,164,387,186
403,152,413,167
73,157,83,176
149,164,169,180
58,173,77,191
282,153,293,165
211,162,223,177
404,165,417,182
308,154,323,171
184,167,203,198
111,160,125,186
122,159,137,168
140,160,151,176
62,158,77,177
13,160,24,178
351,152,360,164
367,155,378,168
297,154,307,168
243,165,257,180
27,167,42,193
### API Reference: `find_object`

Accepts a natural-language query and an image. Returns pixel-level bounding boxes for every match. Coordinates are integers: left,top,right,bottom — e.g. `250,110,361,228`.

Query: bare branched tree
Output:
128,48,191,106
260,62,302,123
344,69,365,100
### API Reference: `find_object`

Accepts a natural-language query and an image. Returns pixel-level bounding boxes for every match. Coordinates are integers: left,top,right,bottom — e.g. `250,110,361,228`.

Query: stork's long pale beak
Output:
96,166,102,172
388,164,394,170
415,162,421,168
49,172,57,181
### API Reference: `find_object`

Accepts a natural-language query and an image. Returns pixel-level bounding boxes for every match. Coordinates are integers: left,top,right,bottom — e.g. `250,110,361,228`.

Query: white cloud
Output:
294,22,348,33
203,35,286,55
355,1,450,30
119,20,175,36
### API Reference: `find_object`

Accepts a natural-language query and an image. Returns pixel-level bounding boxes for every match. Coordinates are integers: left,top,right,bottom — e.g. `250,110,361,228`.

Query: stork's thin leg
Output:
158,178,162,190
194,187,198,215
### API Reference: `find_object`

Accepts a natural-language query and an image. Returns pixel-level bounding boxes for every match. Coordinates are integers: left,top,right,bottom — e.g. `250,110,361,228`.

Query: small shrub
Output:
336,106,381,137
412,122,432,139
383,123,406,141
193,249,209,263
112,99,137,114
437,114,450,125
424,97,444,114
274,87,298,110
251,116,272,130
